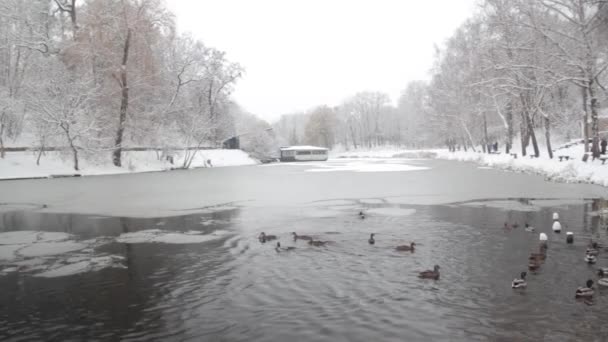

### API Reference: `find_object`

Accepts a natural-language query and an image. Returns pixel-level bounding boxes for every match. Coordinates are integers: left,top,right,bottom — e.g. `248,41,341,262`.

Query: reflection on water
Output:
2,199,608,341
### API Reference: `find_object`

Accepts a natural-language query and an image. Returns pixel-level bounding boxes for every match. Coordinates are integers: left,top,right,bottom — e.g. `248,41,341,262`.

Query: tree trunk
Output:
526,111,540,157
112,29,131,167
0,127,4,159
482,112,489,154
520,115,527,157
70,142,79,171
589,81,600,158
544,116,553,159
582,84,589,153
506,100,514,154
36,146,44,165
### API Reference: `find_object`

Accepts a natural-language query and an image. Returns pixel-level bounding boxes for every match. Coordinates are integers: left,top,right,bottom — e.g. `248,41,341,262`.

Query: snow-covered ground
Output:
332,143,608,187
0,149,257,180
435,144,608,187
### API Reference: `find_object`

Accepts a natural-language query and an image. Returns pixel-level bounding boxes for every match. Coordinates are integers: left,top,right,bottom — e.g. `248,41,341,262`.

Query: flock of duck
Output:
509,212,608,303
259,209,608,294
257,211,439,280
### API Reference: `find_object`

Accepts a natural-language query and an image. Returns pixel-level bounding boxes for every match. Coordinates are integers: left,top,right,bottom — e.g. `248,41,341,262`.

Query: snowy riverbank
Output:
332,144,608,187
0,149,257,180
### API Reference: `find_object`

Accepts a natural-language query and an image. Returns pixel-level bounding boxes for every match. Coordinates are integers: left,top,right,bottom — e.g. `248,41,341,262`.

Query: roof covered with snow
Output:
280,145,328,151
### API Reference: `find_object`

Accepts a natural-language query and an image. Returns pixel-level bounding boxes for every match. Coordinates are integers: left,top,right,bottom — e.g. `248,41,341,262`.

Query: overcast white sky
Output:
166,0,478,122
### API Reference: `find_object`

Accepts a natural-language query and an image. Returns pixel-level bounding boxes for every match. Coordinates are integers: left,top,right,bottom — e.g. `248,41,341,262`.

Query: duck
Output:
359,211,366,219
566,232,574,244
418,265,440,280
524,223,535,232
597,267,608,277
552,220,562,233
585,254,597,264
275,242,296,252
528,257,542,271
368,233,375,245
258,232,277,243
512,271,527,288
308,239,328,247
586,248,599,256
530,252,546,261
575,279,594,298
396,242,416,252
292,232,313,241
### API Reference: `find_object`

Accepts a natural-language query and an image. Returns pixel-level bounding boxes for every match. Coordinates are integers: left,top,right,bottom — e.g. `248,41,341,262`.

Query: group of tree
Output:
0,0,270,170
275,0,608,158
426,0,608,158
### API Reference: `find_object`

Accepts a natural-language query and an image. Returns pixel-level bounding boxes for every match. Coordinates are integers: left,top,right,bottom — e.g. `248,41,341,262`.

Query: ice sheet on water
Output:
461,200,541,212
360,199,384,204
305,160,430,173
530,199,589,208
366,208,416,216
116,229,231,244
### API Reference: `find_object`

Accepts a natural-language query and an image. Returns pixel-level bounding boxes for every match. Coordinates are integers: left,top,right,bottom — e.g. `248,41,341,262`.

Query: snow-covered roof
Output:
280,145,328,151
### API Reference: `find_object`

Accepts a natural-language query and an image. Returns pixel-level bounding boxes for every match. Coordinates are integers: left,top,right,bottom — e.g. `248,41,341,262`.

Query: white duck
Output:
512,271,527,289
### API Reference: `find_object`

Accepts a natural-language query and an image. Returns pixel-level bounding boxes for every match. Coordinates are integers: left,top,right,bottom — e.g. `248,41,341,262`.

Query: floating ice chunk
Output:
18,241,87,257
0,245,22,261
116,229,231,244
34,255,126,278
0,266,18,274
0,231,71,245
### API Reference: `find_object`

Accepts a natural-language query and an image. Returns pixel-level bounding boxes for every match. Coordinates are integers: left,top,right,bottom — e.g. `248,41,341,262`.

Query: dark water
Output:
2,198,608,341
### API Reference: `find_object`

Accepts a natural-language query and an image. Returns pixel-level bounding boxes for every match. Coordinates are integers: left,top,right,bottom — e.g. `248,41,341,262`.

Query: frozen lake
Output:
2,158,608,341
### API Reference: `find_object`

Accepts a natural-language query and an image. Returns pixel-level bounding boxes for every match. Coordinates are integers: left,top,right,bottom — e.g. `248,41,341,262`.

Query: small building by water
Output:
279,146,329,162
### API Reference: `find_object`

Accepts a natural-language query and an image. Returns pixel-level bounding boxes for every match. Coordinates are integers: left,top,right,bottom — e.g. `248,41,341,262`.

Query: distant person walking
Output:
601,138,607,155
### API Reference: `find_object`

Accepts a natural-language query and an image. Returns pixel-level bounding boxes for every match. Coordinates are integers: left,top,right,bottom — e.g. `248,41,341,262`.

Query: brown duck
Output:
418,265,440,280
396,242,416,252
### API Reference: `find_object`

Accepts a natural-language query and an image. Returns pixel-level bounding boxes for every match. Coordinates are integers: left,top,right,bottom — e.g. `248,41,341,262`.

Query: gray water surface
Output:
2,159,608,341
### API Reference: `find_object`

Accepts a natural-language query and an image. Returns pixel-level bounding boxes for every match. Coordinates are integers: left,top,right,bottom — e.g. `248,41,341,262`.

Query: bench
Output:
510,153,517,159
558,156,571,162
600,156,608,164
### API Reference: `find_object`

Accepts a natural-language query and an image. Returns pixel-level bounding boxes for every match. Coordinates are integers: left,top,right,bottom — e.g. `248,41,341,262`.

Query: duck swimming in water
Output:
586,248,599,256
275,242,296,252
418,265,440,280
524,223,535,232
258,232,277,243
585,254,597,264
308,239,328,247
597,267,608,277
512,272,527,288
368,233,375,245
528,255,542,271
396,242,416,252
292,232,313,241
359,211,366,219
575,279,594,298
